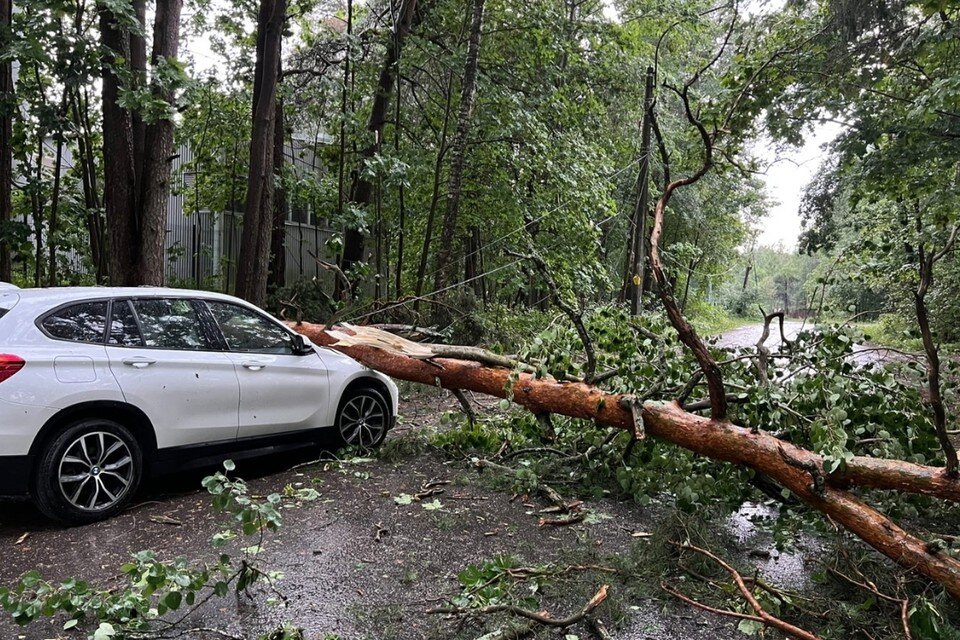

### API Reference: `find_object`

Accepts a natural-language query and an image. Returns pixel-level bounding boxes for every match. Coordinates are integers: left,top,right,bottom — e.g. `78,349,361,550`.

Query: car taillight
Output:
0,354,24,383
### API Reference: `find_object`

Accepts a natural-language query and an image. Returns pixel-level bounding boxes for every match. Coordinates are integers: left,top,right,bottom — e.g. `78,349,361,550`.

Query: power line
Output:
342,209,623,323
408,157,642,294
339,158,641,322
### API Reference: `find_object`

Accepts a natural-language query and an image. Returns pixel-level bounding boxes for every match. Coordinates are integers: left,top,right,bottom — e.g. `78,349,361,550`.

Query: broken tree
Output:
290,321,960,601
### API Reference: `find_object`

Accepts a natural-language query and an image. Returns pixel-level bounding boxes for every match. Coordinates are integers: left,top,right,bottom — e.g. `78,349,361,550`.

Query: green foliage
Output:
452,556,544,610
0,461,319,639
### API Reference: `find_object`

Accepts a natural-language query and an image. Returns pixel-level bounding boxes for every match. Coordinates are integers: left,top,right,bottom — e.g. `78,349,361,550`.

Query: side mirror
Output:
291,334,313,355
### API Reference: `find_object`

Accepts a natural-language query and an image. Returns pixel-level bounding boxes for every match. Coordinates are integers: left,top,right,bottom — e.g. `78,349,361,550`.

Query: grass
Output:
685,301,754,336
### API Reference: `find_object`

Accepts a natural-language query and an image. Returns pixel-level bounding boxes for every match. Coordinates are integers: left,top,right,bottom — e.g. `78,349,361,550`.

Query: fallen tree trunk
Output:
291,321,960,600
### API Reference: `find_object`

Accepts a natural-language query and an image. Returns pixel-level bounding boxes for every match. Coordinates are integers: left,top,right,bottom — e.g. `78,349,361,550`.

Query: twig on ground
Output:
589,616,614,639
669,542,821,640
428,584,609,629
453,388,477,425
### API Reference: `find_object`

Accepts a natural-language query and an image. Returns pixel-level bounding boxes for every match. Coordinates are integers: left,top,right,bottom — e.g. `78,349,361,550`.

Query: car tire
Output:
33,419,143,524
334,387,391,449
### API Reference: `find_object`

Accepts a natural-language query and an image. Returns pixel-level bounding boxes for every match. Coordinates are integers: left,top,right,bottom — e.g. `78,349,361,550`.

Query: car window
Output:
41,301,108,343
0,292,17,316
108,300,145,347
131,299,209,350
206,301,294,354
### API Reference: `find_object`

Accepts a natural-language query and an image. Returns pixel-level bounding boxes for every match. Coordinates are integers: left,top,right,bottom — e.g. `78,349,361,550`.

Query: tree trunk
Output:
71,87,106,283
433,0,485,295
413,70,455,311
0,0,12,282
30,136,44,288
99,0,182,286
915,248,959,476
394,68,406,298
47,108,67,287
337,0,419,298
235,0,285,305
99,5,139,285
134,0,182,286
268,95,287,290
290,321,960,601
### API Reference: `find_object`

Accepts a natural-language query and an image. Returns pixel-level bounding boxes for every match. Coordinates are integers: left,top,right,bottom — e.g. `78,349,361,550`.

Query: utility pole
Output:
623,66,655,315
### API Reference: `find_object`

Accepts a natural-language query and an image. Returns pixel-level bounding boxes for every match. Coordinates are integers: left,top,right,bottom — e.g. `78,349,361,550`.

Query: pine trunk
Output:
235,0,285,305
136,0,183,286
433,0,485,295
99,5,139,285
0,0,12,282
268,96,287,290
291,321,960,601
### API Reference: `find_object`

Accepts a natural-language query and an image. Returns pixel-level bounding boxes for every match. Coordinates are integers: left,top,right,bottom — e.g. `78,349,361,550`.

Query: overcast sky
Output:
753,122,841,250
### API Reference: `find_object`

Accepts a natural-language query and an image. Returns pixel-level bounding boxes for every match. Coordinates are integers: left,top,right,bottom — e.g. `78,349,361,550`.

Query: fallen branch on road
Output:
668,542,820,640
290,321,960,600
427,584,609,629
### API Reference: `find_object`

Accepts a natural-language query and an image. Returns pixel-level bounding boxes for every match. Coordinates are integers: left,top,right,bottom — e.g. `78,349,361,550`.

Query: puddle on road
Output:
726,501,818,592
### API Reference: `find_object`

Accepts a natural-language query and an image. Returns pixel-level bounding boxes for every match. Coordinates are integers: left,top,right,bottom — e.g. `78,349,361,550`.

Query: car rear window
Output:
40,301,109,343
0,293,18,319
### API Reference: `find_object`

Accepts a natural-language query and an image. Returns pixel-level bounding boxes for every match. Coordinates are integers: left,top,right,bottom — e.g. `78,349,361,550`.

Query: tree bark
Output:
99,0,182,286
47,101,67,287
290,321,960,600
99,5,139,285
394,67,406,298
0,0,12,282
337,0,419,297
433,0,485,295
413,70,455,310
135,0,183,286
70,86,106,283
268,95,287,290
915,246,958,476
235,0,285,305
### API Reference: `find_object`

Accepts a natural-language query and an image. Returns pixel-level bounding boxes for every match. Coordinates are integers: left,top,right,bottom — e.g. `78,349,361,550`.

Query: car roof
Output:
12,286,249,306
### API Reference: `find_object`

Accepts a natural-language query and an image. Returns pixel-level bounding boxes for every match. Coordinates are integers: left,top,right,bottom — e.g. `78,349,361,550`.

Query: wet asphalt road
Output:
0,325,863,639
714,320,909,366
0,441,769,640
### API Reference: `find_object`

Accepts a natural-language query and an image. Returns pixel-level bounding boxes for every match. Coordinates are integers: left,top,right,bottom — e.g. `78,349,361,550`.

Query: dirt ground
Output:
0,390,811,640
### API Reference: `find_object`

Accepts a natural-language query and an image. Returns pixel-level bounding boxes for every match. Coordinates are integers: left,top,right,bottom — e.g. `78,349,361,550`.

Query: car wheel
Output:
335,387,390,449
33,419,143,524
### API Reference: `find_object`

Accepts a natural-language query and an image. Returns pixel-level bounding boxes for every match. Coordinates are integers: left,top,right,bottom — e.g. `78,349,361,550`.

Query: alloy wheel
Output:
339,394,387,447
58,431,134,511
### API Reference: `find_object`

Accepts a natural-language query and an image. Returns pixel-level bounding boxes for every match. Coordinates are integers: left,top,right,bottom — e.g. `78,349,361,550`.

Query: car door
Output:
105,298,240,449
202,299,329,439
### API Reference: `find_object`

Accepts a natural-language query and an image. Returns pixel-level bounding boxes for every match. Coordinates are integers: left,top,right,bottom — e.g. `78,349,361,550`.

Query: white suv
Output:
0,284,398,523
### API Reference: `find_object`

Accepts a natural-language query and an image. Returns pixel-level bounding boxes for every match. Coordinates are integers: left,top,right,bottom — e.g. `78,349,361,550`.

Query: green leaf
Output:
422,499,444,511
737,619,763,636
93,622,116,640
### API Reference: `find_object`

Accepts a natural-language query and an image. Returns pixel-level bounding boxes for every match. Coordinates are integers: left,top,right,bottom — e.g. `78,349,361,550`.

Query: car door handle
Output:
241,361,267,371
122,357,156,369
